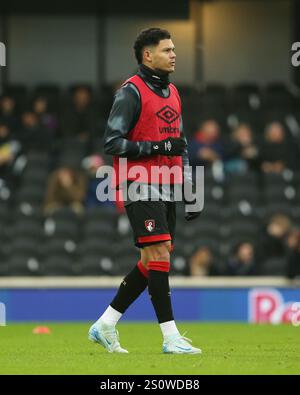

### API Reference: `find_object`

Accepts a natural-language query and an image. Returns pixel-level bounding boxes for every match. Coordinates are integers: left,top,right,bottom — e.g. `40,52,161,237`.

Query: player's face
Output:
146,39,176,74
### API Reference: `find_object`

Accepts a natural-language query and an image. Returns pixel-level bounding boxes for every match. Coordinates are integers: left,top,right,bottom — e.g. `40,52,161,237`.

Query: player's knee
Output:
159,241,172,258
154,253,170,263
149,243,170,262
157,250,170,262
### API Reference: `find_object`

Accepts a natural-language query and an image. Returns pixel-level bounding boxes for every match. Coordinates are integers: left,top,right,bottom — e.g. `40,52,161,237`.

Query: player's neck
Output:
139,64,170,89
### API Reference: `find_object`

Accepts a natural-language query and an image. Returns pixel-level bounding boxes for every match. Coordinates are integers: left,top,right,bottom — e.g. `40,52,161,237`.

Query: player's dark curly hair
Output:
134,28,171,64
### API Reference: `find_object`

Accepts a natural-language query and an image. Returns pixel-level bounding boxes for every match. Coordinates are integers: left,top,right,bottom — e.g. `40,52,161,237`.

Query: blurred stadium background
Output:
1,0,300,326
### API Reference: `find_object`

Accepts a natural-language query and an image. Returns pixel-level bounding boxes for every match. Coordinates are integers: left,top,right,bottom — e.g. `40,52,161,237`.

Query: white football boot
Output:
88,320,128,353
163,333,202,354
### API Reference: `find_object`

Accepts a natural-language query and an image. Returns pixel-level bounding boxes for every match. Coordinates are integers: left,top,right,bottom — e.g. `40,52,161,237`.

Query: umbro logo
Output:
156,105,179,124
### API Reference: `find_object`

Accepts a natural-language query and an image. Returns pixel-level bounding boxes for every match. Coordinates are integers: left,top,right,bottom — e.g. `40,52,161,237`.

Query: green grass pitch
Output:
1,322,299,375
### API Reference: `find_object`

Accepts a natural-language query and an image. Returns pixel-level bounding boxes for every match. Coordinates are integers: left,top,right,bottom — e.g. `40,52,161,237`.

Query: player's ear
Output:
143,47,153,63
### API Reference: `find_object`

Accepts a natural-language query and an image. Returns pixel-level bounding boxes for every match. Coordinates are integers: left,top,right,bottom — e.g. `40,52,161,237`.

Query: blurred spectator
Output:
0,122,21,182
226,242,257,276
0,95,19,133
82,153,115,209
18,111,52,154
188,120,225,168
286,228,300,279
32,96,58,135
225,123,260,174
259,213,292,261
260,122,297,173
189,246,219,276
44,166,87,215
61,86,97,143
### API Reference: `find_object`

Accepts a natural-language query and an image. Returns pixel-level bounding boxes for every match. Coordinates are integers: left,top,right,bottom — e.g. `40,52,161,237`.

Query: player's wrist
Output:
151,137,186,156
138,141,153,157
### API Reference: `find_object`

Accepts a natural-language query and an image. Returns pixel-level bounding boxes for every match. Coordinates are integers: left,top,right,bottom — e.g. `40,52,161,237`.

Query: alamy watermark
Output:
0,42,6,66
291,42,300,67
95,161,204,212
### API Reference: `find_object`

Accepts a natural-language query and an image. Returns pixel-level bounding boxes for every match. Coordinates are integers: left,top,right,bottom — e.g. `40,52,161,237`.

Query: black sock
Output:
110,264,148,314
148,269,174,324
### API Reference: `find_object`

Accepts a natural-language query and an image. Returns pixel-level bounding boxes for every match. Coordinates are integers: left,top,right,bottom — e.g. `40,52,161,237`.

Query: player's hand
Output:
183,179,202,221
185,210,201,221
184,196,202,221
151,137,186,156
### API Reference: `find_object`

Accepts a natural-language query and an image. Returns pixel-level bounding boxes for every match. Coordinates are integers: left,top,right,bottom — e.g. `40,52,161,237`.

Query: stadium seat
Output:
67,83,94,97
292,171,300,186
77,238,116,257
79,254,114,276
0,243,9,275
204,184,225,203
41,254,74,276
10,219,43,240
197,203,222,222
8,254,41,276
176,222,199,240
11,204,43,224
227,171,258,187
24,152,50,170
85,206,117,223
170,256,189,276
48,207,80,222
15,184,45,206
259,257,287,276
33,83,61,106
200,83,227,109
262,203,295,222
172,242,195,258
44,218,80,240
263,83,295,110
0,202,9,223
226,184,261,205
229,111,263,134
42,236,77,256
10,237,42,257
112,253,140,275
83,220,115,240
193,220,221,239
263,172,291,187
222,218,259,240
22,167,49,186
222,202,257,220
230,83,261,112
2,83,28,107
263,185,296,205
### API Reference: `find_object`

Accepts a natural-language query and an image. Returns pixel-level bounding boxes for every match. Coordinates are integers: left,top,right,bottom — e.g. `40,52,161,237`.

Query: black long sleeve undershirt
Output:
103,83,152,158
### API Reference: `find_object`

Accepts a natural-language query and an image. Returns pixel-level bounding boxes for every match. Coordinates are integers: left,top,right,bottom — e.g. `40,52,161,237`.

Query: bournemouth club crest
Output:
145,219,155,232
